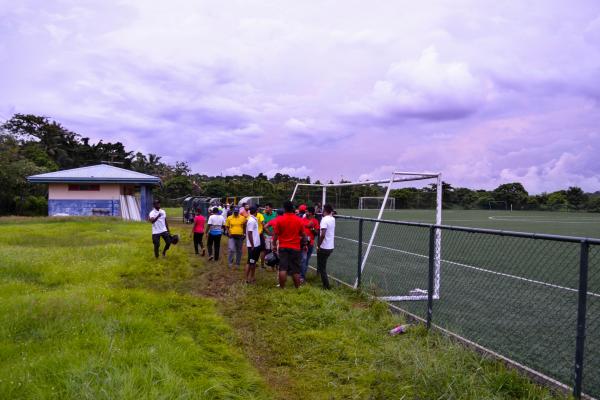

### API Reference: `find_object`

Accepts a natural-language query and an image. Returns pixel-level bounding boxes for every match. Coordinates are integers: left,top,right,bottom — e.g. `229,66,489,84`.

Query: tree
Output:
547,191,568,210
492,183,529,209
565,186,588,210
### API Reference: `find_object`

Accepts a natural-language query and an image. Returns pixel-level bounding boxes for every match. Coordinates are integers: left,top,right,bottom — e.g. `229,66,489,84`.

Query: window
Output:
68,184,100,191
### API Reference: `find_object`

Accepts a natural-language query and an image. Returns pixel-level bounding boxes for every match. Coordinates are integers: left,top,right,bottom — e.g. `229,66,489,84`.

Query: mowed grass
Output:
0,217,270,399
340,209,600,238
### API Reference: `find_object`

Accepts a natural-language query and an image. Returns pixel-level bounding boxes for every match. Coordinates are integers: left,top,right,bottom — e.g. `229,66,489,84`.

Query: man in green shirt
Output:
261,202,278,269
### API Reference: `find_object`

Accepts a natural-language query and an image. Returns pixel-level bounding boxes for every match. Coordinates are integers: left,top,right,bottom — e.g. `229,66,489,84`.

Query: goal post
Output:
358,197,395,210
290,171,443,302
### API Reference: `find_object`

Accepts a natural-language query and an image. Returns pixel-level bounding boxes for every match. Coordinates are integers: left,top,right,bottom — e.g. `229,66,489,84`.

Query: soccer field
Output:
328,209,600,397
339,208,600,238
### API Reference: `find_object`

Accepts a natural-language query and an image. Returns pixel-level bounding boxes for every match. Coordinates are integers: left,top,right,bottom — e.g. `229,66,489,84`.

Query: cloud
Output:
223,154,312,178
1,1,600,192
344,46,489,123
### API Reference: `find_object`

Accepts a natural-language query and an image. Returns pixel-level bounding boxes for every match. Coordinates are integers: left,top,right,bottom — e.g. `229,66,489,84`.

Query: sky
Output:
1,1,600,193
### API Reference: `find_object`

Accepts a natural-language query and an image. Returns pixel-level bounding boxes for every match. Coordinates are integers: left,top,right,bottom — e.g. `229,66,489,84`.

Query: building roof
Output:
27,164,161,185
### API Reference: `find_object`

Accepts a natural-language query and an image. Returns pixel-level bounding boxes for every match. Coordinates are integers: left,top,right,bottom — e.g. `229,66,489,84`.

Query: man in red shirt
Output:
273,200,306,288
301,206,319,281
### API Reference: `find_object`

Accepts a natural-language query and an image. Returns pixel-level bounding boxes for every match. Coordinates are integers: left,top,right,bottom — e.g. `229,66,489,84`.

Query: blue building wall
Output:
48,199,121,217
140,185,153,220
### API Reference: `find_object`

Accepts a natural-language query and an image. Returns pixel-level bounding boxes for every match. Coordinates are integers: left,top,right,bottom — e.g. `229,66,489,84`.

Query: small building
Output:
27,164,161,221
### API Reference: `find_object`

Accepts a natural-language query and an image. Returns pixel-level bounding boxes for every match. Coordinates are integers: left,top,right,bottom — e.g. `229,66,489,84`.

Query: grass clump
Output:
0,217,271,399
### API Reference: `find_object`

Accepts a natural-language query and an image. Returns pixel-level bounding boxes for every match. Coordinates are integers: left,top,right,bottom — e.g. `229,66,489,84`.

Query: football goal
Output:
488,201,508,211
290,171,442,302
358,197,395,210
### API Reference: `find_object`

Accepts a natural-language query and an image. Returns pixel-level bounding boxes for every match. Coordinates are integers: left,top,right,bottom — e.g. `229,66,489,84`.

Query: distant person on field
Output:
207,207,225,261
301,206,320,281
315,203,323,222
192,207,206,256
273,200,306,288
148,199,171,258
245,206,261,283
226,206,246,269
316,204,336,289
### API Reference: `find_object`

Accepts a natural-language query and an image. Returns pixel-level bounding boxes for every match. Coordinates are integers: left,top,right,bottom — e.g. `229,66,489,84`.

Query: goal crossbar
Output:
291,171,443,302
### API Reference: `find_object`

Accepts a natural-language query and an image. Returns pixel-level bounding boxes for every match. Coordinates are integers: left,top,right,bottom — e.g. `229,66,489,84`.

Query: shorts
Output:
263,234,273,251
247,246,261,265
278,248,301,274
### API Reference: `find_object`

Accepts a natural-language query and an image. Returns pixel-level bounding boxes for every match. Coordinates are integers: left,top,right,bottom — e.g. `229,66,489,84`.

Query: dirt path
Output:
171,221,297,400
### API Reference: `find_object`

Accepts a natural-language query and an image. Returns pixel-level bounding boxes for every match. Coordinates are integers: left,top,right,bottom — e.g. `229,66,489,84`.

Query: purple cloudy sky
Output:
2,1,600,193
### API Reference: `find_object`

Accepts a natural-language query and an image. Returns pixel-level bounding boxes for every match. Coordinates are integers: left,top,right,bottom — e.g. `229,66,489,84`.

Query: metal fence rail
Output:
330,214,600,399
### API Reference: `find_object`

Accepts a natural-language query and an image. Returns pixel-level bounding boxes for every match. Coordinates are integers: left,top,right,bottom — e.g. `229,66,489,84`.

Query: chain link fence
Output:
327,214,600,399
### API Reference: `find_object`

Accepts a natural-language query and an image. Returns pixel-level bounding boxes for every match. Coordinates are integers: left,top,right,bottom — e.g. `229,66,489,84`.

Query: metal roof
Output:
27,164,161,184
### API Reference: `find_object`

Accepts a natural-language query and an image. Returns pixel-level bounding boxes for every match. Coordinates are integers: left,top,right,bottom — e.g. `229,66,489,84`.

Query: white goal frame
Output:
358,197,396,210
290,171,442,302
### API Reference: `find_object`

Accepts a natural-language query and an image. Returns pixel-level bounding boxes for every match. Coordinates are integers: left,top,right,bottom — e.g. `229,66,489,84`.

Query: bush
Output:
14,196,47,216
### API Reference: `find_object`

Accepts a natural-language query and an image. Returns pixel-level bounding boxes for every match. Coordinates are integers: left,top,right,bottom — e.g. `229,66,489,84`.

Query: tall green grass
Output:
207,267,564,399
0,217,270,399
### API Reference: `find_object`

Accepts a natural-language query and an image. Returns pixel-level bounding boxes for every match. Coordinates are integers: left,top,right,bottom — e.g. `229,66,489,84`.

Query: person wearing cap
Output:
245,206,261,283
272,200,307,288
298,204,308,218
225,206,246,269
148,199,171,258
207,207,225,261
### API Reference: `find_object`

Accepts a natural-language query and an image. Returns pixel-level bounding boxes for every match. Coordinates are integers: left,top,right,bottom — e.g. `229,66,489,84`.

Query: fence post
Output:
357,219,363,288
426,226,436,329
573,240,589,399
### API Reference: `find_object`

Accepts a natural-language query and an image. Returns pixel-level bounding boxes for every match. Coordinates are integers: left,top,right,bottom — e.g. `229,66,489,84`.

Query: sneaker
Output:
208,256,214,261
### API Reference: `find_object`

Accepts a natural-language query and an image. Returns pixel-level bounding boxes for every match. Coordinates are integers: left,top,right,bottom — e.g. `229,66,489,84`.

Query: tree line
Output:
1,113,598,215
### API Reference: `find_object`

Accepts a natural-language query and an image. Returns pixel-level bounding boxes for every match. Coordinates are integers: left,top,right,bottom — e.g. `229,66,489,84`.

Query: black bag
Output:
169,234,179,245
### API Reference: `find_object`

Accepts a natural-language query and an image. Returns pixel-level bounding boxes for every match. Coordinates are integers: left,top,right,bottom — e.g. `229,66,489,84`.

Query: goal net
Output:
290,171,442,302
488,201,508,211
359,197,395,210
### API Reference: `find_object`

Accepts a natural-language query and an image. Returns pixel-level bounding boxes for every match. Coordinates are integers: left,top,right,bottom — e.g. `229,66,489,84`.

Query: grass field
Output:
0,217,270,399
327,209,600,397
0,216,565,399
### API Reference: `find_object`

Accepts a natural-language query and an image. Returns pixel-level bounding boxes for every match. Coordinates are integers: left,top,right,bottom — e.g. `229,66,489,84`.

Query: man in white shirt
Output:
316,204,335,289
148,200,171,258
245,206,261,284
207,207,226,261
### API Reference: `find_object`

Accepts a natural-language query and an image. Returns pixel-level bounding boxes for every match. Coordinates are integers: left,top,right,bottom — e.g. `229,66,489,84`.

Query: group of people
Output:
149,199,336,289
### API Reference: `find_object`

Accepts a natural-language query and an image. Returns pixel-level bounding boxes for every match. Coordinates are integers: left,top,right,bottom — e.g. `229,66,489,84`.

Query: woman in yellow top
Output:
226,206,246,269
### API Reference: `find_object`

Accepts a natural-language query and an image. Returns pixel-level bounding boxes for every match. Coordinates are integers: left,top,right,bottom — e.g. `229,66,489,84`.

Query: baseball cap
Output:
298,204,307,212
249,205,258,213
233,206,240,212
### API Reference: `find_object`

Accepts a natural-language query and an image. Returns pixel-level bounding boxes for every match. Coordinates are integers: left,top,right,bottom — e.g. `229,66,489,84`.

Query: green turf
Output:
340,209,600,238
0,217,270,399
328,209,600,397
